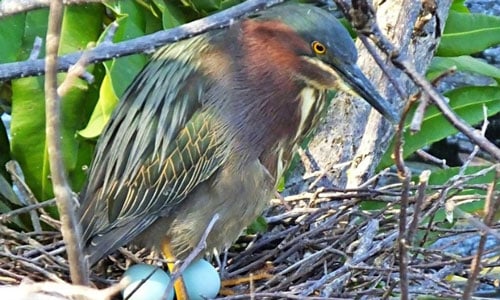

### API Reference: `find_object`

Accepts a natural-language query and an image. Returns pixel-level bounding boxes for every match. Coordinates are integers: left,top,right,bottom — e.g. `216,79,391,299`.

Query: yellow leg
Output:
161,240,188,300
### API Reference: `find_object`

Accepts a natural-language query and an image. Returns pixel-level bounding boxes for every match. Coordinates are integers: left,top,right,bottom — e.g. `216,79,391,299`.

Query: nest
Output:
0,166,499,299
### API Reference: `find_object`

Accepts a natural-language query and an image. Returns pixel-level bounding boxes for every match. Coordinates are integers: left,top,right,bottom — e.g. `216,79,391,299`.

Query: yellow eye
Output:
311,41,326,54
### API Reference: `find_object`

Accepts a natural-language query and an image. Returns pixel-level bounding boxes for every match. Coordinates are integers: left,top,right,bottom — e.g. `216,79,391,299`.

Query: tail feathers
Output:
82,217,154,266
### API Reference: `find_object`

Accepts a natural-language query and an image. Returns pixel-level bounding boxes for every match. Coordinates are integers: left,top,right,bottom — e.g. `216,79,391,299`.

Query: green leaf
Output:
16,10,49,61
220,0,243,10
10,10,50,200
152,0,187,29
246,216,268,234
0,13,26,64
437,11,500,56
379,86,500,169
59,5,103,54
78,74,119,138
163,2,187,29
0,173,27,230
450,0,469,13
193,0,222,12
427,56,500,83
11,76,50,200
81,1,148,139
10,6,103,201
101,1,148,97
59,5,105,192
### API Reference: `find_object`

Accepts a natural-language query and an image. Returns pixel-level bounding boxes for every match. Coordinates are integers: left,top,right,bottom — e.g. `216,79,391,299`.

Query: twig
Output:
397,60,500,163
0,199,56,223
410,67,456,133
44,0,87,285
458,105,489,176
322,219,379,296
0,250,66,283
28,36,43,60
0,0,104,18
0,0,286,81
299,231,399,296
415,150,449,168
57,52,93,97
219,292,341,300
0,281,125,300
408,170,430,245
5,161,42,232
461,166,499,300
392,72,413,300
341,0,500,161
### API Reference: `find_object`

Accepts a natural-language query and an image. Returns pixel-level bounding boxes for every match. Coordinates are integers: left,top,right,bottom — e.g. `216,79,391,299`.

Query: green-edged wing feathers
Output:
78,36,228,264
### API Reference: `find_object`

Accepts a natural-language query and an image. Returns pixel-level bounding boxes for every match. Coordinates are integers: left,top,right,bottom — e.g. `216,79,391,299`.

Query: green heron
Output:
78,3,397,297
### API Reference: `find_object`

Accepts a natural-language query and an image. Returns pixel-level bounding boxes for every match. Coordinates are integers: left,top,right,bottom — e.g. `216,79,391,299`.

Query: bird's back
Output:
78,33,230,265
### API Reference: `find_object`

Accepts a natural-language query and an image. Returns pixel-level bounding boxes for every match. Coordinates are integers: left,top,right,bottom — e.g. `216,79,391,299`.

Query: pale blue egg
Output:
122,264,174,300
182,259,221,299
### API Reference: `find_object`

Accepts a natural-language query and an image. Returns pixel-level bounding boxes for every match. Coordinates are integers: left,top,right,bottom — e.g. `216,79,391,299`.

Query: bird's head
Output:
245,4,398,123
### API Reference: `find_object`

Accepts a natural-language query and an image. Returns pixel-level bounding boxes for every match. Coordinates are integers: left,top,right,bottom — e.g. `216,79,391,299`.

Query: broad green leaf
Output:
220,0,243,10
143,6,163,33
59,5,103,54
192,0,221,12
15,10,48,61
427,56,500,83
155,1,186,29
379,86,500,169
437,11,500,56
11,76,50,200
59,5,104,192
70,65,106,189
78,74,119,138
81,1,149,139
102,2,148,97
450,0,469,13
10,6,103,201
0,14,26,64
10,10,50,200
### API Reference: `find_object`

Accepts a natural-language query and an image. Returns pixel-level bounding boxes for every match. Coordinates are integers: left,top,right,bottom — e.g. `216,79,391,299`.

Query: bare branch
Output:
0,0,104,18
44,0,88,285
0,0,286,81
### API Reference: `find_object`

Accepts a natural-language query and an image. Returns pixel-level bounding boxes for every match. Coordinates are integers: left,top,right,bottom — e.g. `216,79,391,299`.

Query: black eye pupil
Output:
313,42,325,53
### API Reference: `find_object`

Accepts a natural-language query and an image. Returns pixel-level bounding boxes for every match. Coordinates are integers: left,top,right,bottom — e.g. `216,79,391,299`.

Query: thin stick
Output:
0,0,104,17
0,199,56,223
44,0,88,285
461,166,499,300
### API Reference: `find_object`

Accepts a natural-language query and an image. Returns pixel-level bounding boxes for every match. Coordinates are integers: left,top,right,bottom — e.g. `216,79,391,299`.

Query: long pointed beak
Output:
337,64,399,124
